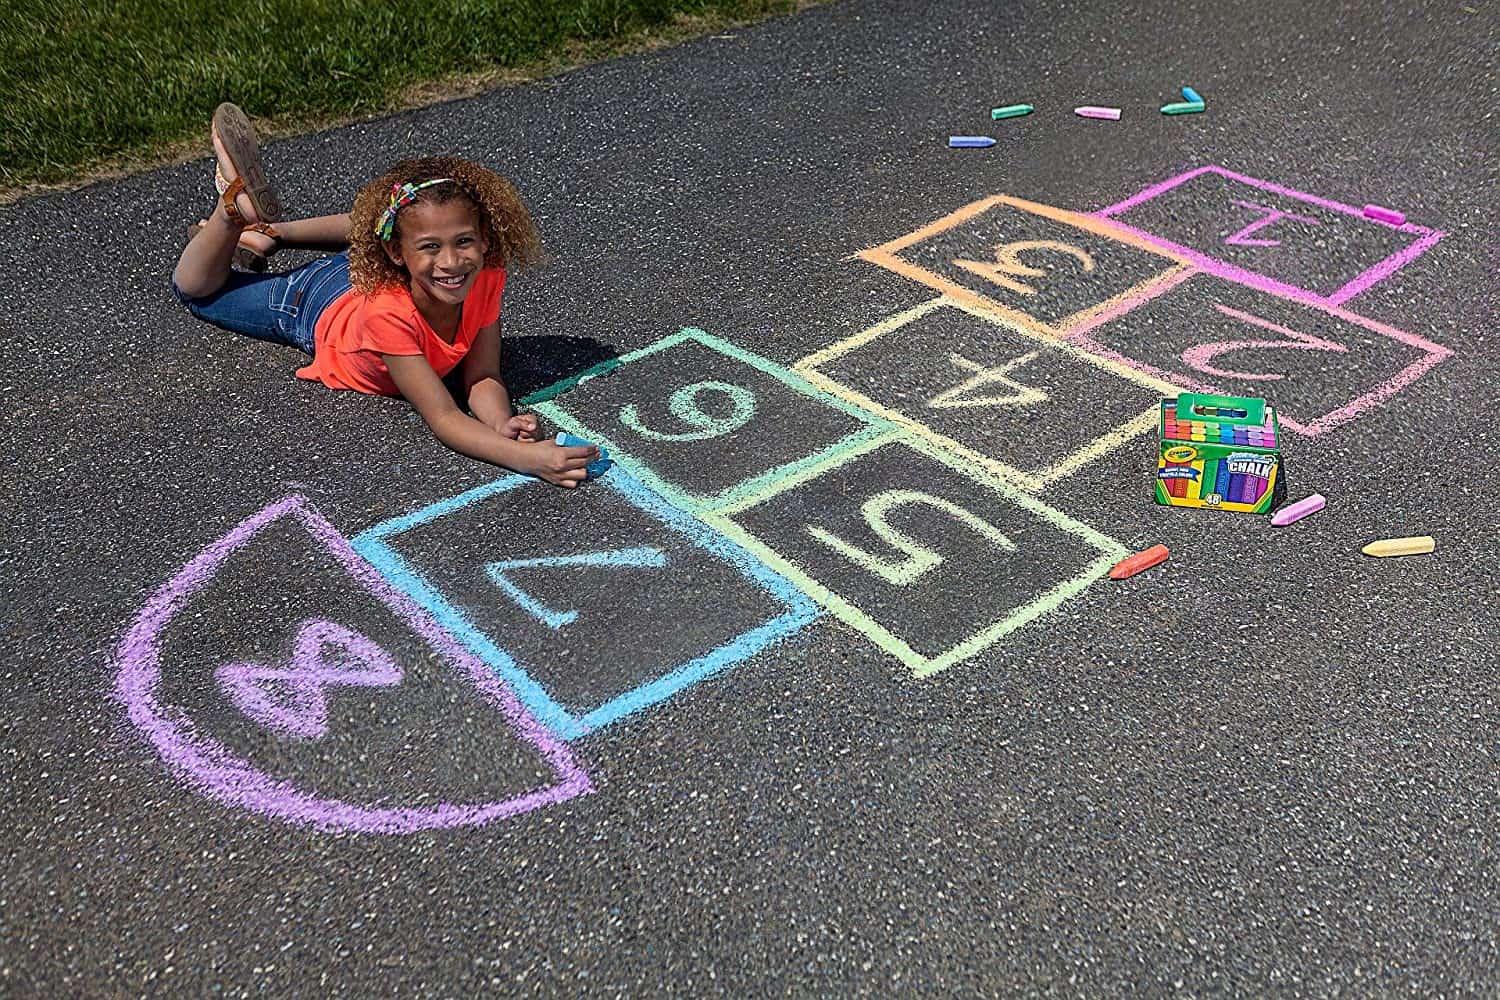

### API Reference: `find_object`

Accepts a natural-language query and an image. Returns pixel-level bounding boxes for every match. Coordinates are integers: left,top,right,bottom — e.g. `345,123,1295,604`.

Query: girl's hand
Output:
520,440,600,488
500,413,539,441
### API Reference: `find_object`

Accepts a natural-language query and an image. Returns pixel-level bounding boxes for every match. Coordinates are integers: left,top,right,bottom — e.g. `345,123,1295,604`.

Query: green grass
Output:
1,0,813,196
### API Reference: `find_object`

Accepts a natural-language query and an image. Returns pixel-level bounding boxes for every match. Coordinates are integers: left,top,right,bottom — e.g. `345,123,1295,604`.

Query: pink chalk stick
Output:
1074,106,1121,120
1363,204,1406,226
1271,493,1327,527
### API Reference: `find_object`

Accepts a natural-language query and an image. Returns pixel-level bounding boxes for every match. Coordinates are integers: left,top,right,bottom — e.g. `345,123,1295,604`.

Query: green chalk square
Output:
521,328,895,515
703,431,1128,678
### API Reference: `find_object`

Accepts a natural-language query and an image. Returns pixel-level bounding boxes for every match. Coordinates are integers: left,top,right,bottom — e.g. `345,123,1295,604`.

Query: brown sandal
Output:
211,102,282,223
185,220,282,272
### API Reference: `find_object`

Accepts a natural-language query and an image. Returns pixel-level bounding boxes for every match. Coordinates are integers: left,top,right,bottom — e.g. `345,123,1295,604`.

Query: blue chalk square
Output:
520,327,894,514
351,469,819,740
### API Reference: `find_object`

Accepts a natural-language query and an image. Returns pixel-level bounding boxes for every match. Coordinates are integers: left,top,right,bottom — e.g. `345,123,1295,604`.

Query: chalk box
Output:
1156,393,1283,514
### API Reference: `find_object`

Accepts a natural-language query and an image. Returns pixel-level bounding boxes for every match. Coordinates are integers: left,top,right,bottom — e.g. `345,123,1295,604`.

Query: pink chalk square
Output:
1095,165,1445,306
1063,273,1452,437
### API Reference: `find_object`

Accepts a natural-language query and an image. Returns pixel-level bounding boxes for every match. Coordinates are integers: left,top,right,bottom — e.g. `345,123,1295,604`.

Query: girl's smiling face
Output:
385,197,490,310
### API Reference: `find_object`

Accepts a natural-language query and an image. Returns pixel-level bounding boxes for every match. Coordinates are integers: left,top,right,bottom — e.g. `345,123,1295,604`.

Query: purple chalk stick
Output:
1363,204,1406,226
1271,493,1327,526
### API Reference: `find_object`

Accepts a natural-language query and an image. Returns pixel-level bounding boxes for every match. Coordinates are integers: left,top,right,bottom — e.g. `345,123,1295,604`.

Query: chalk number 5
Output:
806,489,1016,586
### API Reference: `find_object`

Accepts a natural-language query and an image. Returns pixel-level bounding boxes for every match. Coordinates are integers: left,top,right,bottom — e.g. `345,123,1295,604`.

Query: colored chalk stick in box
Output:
1155,392,1284,514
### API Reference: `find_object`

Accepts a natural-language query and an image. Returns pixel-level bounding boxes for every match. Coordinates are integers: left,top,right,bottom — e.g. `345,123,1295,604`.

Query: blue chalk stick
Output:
948,135,996,148
1182,86,1203,104
556,432,611,478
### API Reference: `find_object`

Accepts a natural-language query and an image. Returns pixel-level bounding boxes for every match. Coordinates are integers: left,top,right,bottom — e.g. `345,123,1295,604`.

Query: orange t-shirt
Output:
296,268,506,396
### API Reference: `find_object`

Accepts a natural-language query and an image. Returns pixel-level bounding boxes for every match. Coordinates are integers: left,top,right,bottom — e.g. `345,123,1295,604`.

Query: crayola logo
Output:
1164,445,1198,462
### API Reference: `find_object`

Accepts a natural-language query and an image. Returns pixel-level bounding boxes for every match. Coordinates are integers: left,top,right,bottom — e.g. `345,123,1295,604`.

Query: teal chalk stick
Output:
990,103,1034,120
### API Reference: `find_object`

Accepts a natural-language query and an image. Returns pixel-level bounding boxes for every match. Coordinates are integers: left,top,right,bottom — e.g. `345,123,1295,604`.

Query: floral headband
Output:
374,177,456,241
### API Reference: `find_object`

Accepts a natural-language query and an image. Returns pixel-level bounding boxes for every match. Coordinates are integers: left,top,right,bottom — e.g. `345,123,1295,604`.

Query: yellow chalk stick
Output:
1360,535,1435,558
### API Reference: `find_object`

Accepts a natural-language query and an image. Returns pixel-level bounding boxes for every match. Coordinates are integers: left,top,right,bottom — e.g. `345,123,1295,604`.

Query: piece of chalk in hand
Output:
1074,106,1122,120
949,135,997,147
1270,493,1326,527
556,432,611,477
1181,86,1204,103
1362,204,1406,226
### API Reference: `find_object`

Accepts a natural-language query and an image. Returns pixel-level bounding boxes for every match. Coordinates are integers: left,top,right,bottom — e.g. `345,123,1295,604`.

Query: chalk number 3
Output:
955,240,1097,296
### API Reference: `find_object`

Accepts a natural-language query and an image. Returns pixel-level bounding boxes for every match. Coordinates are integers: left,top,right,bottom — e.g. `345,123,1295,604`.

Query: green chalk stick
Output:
1198,454,1218,498
1160,101,1206,115
991,103,1034,120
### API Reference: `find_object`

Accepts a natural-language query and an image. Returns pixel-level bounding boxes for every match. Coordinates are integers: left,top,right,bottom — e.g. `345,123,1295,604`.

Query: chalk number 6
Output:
619,380,756,442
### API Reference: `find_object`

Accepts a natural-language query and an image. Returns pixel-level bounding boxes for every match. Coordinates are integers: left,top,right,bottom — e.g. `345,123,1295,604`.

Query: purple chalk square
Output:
112,495,593,835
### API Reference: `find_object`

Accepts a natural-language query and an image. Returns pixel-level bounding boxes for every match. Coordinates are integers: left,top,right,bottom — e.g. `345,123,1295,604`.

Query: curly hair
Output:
347,156,542,295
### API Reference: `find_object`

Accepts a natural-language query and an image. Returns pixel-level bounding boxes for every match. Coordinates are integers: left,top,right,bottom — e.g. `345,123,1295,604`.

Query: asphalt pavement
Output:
2,0,1498,993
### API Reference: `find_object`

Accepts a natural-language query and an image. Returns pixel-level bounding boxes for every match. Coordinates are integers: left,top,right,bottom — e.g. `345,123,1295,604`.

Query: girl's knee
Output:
169,275,197,306
170,264,228,303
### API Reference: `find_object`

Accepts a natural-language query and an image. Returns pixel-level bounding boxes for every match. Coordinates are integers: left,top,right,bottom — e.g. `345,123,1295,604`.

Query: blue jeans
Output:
171,251,352,356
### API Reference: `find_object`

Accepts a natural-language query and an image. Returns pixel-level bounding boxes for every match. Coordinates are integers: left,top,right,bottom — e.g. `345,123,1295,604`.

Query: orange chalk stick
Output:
1109,544,1170,579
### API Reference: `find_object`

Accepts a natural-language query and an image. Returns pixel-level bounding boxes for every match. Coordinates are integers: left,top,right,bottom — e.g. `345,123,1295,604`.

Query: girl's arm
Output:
461,320,537,440
383,353,596,487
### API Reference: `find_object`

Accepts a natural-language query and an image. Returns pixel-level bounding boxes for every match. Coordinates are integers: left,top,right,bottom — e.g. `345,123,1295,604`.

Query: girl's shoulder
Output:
361,281,421,318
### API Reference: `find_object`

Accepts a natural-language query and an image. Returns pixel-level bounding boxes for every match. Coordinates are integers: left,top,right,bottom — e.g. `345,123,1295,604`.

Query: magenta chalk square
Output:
1095,165,1445,306
1064,274,1452,436
113,496,592,834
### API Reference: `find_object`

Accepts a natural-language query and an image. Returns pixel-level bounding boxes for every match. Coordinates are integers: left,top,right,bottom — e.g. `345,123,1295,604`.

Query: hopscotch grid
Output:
123,163,1463,833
